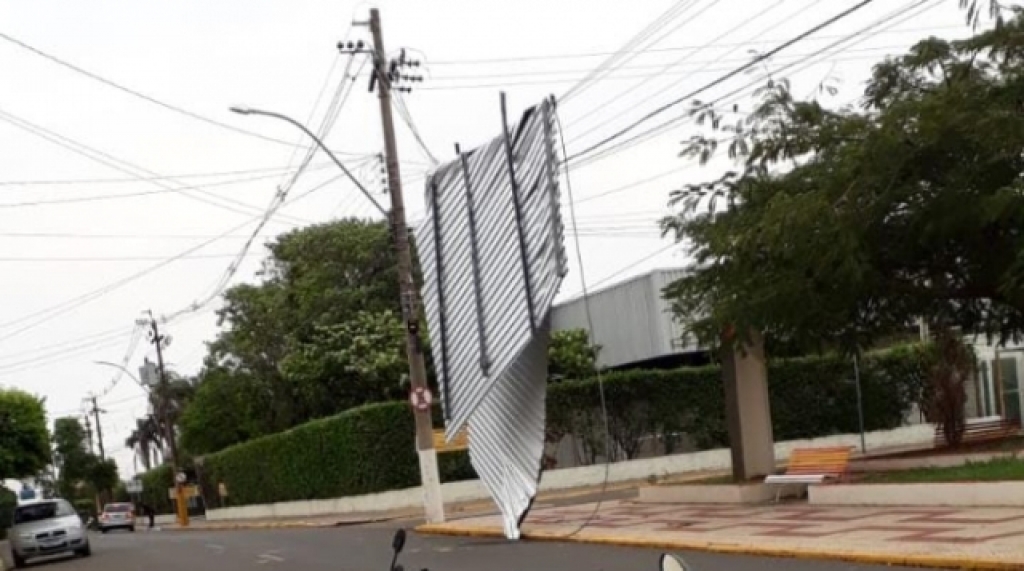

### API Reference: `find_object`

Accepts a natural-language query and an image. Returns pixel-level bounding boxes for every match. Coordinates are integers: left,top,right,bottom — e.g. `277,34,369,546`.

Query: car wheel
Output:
77,542,92,557
130,526,136,532
12,550,27,568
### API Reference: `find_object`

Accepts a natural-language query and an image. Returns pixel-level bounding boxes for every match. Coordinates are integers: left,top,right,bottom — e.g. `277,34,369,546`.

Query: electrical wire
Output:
0,162,344,186
0,107,312,225
567,0,801,142
0,31,369,155
569,0,939,169
560,0,704,103
0,174,338,342
424,23,967,65
0,165,334,209
552,104,613,538
0,252,266,263
565,0,881,165
392,91,440,166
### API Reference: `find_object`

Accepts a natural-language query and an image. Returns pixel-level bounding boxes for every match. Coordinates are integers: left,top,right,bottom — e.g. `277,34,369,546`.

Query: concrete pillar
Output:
721,330,775,481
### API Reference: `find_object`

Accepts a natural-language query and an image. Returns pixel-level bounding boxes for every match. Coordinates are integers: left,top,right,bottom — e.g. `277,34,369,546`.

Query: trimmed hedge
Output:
138,465,174,514
192,402,474,508
142,344,931,509
547,344,932,460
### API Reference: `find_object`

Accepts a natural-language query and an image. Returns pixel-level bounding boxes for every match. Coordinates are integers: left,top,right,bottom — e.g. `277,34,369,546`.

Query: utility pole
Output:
89,397,106,459
145,311,189,527
83,414,94,455
364,8,444,523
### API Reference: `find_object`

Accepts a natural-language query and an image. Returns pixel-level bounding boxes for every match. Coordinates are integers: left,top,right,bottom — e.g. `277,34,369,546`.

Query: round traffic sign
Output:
409,386,432,411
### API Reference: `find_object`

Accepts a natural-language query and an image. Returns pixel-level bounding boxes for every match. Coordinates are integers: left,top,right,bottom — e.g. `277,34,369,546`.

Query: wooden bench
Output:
764,446,853,502
433,427,469,453
933,417,1022,448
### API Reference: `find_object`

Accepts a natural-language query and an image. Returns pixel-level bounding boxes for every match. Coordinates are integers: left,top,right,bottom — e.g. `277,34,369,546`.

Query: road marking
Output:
257,553,285,564
205,543,225,554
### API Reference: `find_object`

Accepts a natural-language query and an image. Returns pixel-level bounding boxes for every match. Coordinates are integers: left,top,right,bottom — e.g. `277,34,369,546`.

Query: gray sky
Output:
0,0,975,479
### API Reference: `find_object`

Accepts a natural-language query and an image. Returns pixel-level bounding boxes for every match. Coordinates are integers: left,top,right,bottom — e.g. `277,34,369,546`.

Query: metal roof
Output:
416,95,565,539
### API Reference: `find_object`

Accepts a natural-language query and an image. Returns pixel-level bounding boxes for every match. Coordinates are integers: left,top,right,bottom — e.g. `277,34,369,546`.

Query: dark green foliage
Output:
0,389,50,479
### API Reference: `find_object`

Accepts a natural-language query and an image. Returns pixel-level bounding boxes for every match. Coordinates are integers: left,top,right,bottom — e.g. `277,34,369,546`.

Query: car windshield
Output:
104,504,132,513
13,502,58,524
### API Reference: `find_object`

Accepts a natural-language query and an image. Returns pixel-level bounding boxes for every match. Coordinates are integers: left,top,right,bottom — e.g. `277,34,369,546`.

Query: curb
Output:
416,523,1024,571
166,520,349,532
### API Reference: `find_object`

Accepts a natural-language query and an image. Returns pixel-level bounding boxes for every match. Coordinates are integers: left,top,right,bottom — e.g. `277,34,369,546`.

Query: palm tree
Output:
125,416,162,471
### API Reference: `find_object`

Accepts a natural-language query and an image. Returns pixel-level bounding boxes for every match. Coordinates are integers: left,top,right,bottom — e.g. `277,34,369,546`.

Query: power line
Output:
0,107,312,224
424,23,967,65
0,165,333,208
0,252,267,262
0,162,344,186
560,0,706,103
565,0,882,164
566,0,802,141
570,0,939,169
0,174,338,342
0,30,370,155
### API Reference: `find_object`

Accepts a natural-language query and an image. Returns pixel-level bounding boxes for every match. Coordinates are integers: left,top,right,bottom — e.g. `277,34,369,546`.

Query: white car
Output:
7,499,91,568
98,502,136,533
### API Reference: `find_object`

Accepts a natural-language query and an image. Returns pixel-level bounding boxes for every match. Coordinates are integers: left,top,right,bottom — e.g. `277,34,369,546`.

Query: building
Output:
969,337,1023,423
551,268,707,370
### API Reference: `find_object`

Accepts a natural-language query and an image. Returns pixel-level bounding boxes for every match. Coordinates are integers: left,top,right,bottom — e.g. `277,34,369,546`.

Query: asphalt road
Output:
2,525,946,571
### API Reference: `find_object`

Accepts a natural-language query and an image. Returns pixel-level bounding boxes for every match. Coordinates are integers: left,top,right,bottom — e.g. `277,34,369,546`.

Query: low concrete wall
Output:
206,423,935,521
810,481,1024,507
638,483,778,504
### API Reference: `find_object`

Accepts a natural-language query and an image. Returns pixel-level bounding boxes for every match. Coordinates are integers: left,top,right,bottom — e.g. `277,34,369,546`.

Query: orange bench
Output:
432,427,469,453
764,446,852,502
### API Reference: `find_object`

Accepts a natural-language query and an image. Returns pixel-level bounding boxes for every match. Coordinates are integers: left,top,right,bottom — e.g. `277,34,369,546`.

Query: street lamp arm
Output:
93,360,149,393
228,107,387,216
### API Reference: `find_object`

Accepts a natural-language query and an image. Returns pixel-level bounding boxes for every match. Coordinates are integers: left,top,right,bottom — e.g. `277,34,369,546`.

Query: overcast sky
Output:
0,0,976,481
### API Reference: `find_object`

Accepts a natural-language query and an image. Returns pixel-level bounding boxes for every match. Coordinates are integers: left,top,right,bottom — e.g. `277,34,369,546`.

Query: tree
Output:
52,417,92,499
0,389,49,480
548,329,601,381
280,310,408,420
662,9,1024,352
85,457,119,497
204,219,401,432
179,368,272,456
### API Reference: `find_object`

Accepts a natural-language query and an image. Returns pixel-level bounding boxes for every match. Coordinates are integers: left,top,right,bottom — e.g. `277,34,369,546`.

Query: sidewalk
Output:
418,499,1024,570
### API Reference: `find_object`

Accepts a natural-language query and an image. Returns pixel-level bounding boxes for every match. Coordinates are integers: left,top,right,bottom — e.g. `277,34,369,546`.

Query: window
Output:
13,502,58,524
103,503,133,513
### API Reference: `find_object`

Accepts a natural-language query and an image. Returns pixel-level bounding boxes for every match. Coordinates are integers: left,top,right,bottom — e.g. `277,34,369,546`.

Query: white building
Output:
551,268,705,369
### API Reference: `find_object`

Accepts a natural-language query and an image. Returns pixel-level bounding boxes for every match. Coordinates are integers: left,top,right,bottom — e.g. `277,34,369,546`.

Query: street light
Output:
227,106,386,215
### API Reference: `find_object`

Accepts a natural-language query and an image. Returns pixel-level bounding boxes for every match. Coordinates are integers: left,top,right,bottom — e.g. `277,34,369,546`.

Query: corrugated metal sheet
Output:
551,268,698,368
415,96,565,539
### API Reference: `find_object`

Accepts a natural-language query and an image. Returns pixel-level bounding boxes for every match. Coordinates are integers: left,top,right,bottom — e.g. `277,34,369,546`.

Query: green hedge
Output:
138,465,174,514
192,402,473,508
547,344,932,461
145,344,931,509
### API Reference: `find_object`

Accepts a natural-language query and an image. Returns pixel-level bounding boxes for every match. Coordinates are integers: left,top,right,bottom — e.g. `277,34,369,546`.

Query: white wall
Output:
205,423,935,522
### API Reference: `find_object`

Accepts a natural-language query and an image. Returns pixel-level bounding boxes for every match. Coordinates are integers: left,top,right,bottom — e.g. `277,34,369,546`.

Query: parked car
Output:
7,499,91,568
98,502,135,533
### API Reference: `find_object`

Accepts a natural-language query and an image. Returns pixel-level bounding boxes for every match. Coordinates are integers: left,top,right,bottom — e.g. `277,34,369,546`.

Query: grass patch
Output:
860,456,1024,484
683,474,766,485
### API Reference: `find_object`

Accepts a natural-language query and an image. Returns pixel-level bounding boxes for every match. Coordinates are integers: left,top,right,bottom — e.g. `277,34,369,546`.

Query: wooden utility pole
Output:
89,397,106,459
364,8,444,524
146,311,189,527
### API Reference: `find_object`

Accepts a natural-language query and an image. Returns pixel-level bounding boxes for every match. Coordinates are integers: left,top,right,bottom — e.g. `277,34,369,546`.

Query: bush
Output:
546,344,933,460
138,465,174,514
198,402,473,508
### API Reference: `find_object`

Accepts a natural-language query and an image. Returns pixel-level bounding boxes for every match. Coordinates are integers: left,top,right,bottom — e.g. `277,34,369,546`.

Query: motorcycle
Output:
387,529,692,571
